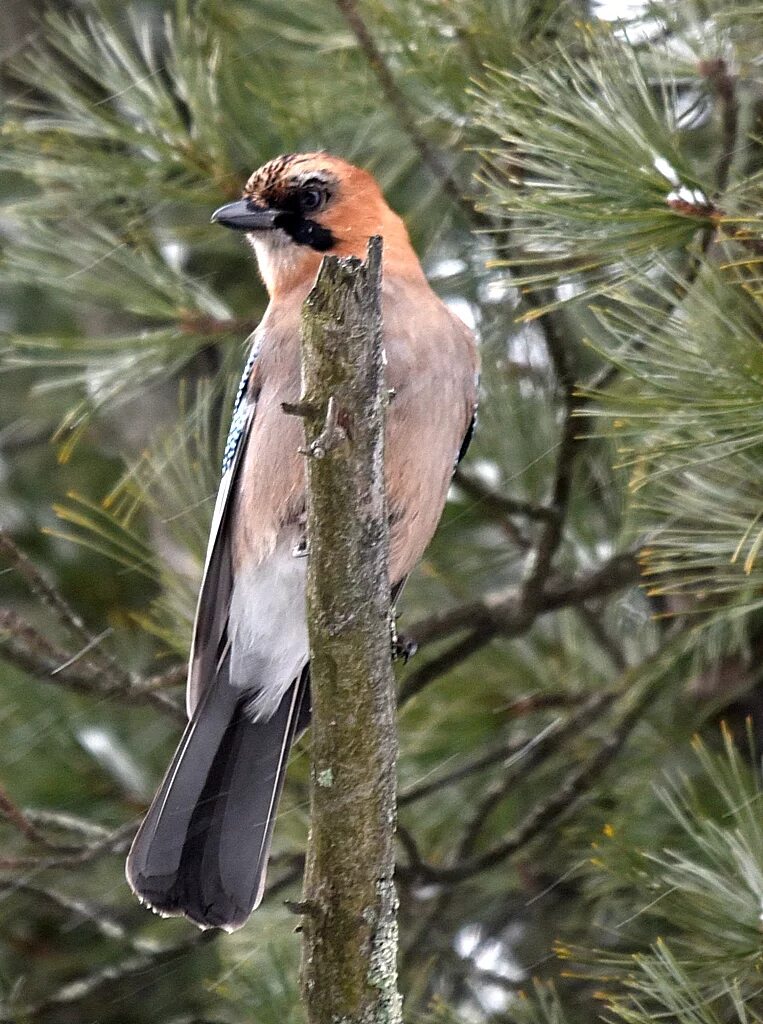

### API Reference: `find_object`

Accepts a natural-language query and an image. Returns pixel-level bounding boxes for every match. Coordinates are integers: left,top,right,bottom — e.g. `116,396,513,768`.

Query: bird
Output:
125,152,479,931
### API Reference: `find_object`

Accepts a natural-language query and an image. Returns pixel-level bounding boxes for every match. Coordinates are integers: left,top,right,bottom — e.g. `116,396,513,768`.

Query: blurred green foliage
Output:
1,0,763,1021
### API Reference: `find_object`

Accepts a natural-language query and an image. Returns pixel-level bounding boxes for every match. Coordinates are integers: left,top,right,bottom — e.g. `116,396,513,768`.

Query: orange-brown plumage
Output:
234,152,477,576
242,153,428,295
126,153,478,931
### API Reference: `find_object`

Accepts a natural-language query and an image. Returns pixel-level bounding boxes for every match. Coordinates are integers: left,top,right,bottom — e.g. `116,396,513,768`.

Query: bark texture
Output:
297,237,402,1024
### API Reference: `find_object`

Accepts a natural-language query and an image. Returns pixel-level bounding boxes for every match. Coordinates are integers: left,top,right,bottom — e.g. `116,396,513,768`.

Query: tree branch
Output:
0,607,185,720
397,663,668,886
701,57,738,197
0,531,124,680
398,690,612,806
298,237,402,1024
0,819,137,871
453,467,556,524
0,931,219,1022
335,0,472,222
396,552,639,706
452,689,617,860
0,783,82,853
520,305,577,609
403,551,640,656
397,627,496,705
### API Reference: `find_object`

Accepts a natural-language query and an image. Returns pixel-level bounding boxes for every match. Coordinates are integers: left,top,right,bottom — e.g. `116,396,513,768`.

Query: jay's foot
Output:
390,619,417,663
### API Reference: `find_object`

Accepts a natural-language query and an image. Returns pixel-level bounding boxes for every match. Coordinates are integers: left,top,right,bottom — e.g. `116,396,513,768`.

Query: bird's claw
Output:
292,536,309,558
390,618,417,663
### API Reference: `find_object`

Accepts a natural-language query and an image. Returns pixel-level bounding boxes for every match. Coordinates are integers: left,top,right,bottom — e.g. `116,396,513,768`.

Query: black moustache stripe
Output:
273,212,336,251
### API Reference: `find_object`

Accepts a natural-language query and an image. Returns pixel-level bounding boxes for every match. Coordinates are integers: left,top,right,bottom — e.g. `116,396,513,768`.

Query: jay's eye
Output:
301,188,324,212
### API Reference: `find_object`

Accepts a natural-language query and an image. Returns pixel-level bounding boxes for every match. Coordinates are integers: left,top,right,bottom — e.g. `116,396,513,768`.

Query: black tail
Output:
126,668,308,931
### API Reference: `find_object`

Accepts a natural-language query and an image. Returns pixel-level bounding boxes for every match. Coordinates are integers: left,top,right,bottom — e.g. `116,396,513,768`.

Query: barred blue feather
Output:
222,339,261,475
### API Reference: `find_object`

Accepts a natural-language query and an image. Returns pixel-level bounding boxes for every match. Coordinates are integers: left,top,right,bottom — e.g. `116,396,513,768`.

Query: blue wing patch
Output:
189,338,260,717
222,339,261,476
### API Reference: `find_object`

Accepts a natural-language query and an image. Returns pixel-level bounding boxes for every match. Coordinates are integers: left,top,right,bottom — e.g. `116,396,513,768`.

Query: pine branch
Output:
397,628,495,706
335,0,473,222
0,530,123,679
397,661,669,885
0,819,137,871
397,552,639,704
0,784,82,853
576,605,628,673
0,878,139,944
397,692,606,807
402,550,640,656
453,467,557,524
701,57,739,197
521,302,577,609
398,737,529,807
0,607,185,720
0,931,220,1023
452,689,617,860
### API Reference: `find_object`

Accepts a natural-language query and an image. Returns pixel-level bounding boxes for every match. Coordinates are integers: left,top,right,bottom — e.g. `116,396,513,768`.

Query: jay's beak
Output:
211,199,279,232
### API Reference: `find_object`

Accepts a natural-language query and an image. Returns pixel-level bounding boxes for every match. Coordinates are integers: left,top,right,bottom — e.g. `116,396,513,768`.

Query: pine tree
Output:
1,1,762,1022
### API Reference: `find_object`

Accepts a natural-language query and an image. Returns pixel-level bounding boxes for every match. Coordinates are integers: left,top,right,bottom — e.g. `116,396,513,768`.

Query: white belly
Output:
228,529,308,721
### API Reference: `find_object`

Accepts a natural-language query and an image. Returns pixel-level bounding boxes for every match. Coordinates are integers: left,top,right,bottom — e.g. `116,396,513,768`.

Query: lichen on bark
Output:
296,237,402,1024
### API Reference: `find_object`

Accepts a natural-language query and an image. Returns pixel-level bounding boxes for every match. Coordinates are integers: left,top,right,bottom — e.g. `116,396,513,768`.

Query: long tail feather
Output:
126,667,307,931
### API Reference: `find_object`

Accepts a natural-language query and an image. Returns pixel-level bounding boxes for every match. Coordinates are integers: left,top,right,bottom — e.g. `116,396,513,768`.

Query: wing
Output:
186,341,259,718
456,408,477,467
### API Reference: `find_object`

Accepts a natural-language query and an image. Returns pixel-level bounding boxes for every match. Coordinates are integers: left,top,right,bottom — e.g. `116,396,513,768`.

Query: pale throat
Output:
248,232,321,297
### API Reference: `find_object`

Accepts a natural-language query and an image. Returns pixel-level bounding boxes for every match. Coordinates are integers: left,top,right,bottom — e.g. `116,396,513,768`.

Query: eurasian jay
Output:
126,153,479,930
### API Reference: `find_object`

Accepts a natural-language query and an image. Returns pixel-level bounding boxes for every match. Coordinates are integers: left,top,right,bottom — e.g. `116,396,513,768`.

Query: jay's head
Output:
211,152,421,296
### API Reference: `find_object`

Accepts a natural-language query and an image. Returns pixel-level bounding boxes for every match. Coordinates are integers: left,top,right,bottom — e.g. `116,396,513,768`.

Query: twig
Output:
577,605,628,673
0,851,303,1022
436,947,525,994
135,663,186,692
259,854,305,905
452,721,565,862
0,819,137,871
0,784,81,853
399,732,547,807
0,878,136,943
649,60,739,300
453,690,617,860
0,607,185,721
397,628,496,706
50,626,113,675
469,965,524,993
23,808,114,841
397,667,665,885
0,930,219,1022
335,0,473,222
297,395,348,459
452,468,543,550
395,822,425,874
453,468,556,523
700,57,738,197
404,551,640,651
397,553,639,706
179,312,258,337
0,531,122,680
520,304,577,609
579,363,620,399
0,419,58,453
501,690,588,717
398,689,615,808
398,690,614,969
